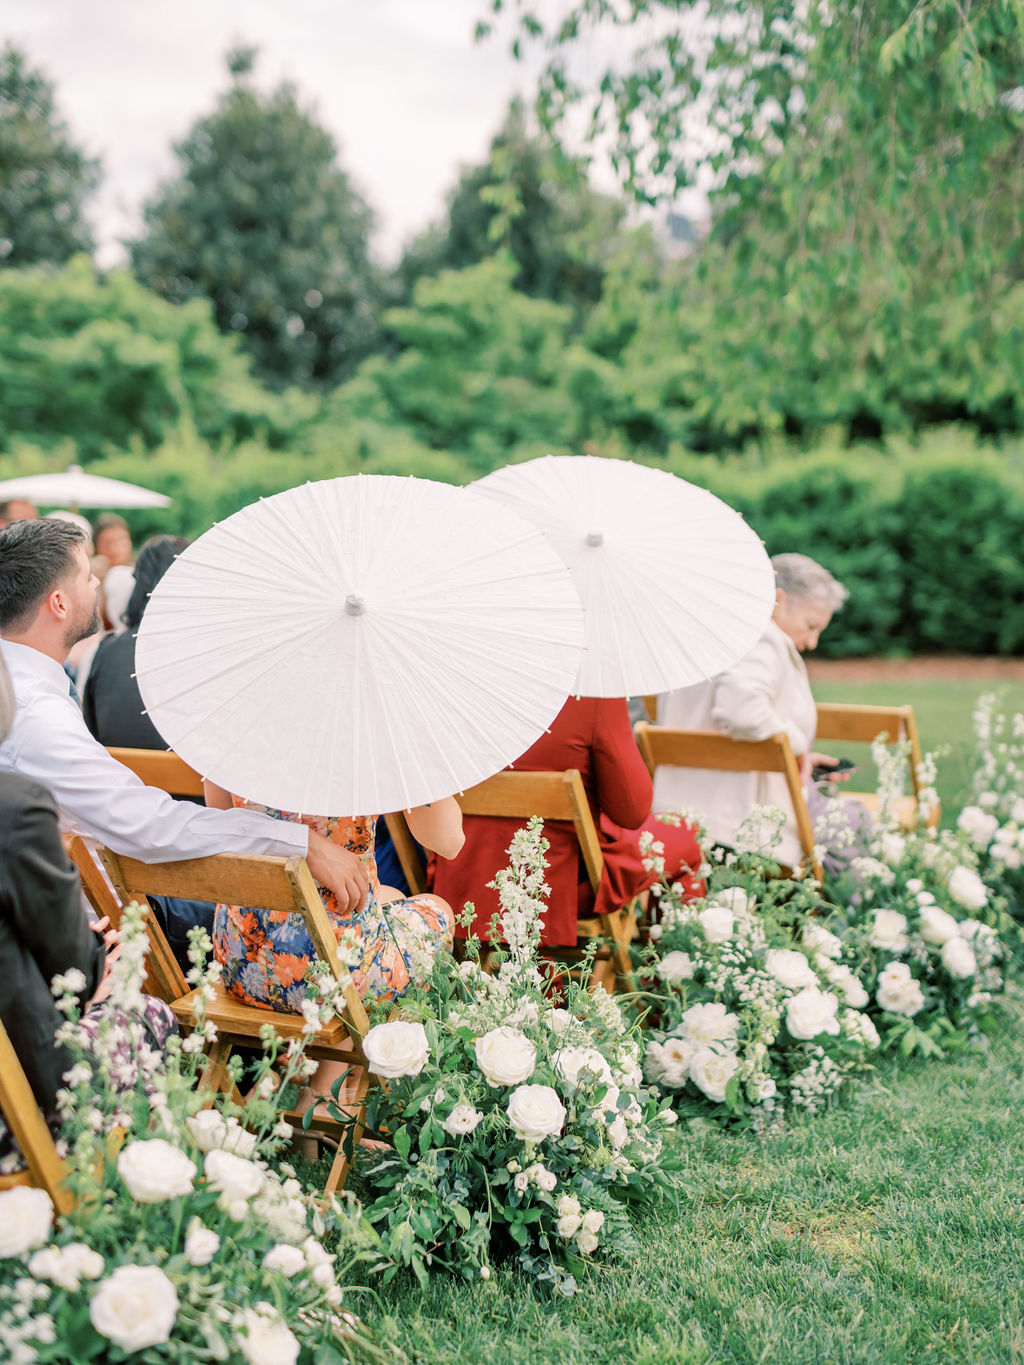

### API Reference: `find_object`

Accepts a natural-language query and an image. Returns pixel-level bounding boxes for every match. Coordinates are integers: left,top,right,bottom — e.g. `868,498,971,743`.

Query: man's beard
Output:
65,605,102,650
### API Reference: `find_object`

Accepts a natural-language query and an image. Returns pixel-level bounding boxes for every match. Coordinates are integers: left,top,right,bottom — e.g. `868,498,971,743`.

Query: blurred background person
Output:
0,499,38,528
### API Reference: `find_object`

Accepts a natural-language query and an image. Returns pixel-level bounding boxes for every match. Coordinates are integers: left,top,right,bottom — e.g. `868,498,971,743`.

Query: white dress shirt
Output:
0,638,308,863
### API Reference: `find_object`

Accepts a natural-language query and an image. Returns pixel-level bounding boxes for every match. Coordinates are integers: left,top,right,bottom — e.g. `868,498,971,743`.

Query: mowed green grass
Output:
810,678,1024,823
368,990,1024,1365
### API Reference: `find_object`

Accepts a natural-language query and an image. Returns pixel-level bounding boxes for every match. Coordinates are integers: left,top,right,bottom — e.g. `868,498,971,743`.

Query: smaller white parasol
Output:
0,465,171,510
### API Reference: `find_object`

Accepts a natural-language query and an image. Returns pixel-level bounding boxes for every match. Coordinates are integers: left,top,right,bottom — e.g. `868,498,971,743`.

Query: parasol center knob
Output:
344,593,367,617
585,531,604,547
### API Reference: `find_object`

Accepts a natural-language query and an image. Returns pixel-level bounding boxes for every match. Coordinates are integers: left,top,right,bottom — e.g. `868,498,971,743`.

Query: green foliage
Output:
129,51,382,390
0,44,99,268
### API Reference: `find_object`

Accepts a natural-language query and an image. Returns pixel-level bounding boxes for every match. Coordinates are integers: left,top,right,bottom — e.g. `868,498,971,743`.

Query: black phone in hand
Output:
811,757,857,781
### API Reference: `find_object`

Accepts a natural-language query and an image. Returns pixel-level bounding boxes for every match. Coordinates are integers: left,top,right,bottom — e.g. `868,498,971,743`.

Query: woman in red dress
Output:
430,695,704,947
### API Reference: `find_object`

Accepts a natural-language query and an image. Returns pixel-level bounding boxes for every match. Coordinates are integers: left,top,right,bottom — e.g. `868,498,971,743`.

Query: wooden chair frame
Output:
106,746,206,799
814,702,936,826
0,1017,73,1214
67,837,371,1196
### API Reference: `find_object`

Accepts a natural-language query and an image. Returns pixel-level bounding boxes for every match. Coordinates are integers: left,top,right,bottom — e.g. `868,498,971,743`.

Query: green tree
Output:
130,48,381,390
0,44,99,267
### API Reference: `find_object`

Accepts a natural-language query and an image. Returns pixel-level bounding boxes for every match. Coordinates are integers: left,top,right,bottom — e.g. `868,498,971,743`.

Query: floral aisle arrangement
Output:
334,818,678,1297
0,905,384,1365
958,691,1024,935
636,831,880,1127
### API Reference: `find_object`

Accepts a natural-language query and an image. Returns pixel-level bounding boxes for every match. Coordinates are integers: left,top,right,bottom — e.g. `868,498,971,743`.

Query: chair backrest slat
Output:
106,747,205,798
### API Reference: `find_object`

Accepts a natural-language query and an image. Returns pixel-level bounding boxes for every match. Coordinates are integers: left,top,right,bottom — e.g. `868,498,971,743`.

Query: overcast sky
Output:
5,0,568,266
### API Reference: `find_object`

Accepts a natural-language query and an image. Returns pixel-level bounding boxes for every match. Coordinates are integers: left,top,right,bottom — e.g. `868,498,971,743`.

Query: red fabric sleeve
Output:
587,697,653,829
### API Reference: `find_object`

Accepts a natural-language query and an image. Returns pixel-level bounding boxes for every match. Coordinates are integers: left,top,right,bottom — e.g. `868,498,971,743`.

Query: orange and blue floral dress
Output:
212,802,454,1012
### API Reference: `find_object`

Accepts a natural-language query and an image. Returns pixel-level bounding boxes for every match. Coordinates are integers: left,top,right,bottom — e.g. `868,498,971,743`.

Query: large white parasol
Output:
0,465,171,510
134,475,585,816
473,454,775,698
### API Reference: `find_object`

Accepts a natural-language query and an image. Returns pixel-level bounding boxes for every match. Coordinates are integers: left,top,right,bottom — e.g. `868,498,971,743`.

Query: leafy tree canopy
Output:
0,44,99,267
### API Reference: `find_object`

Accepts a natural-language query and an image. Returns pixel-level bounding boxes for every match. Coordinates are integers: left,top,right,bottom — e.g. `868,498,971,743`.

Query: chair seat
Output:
170,986,353,1048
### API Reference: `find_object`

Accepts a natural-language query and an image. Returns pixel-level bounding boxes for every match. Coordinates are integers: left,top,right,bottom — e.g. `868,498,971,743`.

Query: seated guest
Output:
84,536,189,750
92,512,134,570
430,695,705,948
0,519,370,920
206,782,463,1008
652,553,869,877
0,654,174,1165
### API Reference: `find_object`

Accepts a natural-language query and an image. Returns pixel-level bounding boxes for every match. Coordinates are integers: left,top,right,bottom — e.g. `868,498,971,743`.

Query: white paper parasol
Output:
135,475,585,816
0,465,171,510
473,454,775,697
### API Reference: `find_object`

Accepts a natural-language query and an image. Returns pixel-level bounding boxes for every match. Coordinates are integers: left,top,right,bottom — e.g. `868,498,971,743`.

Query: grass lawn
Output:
810,677,1024,823
366,989,1024,1365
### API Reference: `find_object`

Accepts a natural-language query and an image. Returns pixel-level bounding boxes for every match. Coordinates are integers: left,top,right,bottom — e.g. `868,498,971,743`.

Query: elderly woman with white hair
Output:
651,553,869,876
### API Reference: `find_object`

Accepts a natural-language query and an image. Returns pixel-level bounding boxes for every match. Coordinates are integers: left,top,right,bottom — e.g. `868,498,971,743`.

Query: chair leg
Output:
322,1066,372,1198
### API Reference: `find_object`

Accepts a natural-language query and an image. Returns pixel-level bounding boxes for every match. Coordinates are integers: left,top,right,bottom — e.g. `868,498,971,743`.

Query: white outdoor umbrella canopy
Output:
0,465,171,509
135,475,585,817
473,454,776,698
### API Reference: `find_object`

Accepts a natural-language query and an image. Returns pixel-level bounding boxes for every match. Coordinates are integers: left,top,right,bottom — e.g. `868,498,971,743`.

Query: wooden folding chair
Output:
106,747,205,799
382,813,428,895
73,841,371,1196
633,722,823,881
814,703,938,828
444,768,642,995
0,1016,73,1215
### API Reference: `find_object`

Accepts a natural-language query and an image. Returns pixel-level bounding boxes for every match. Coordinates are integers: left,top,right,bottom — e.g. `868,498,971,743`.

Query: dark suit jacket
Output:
0,774,104,1111
82,630,167,749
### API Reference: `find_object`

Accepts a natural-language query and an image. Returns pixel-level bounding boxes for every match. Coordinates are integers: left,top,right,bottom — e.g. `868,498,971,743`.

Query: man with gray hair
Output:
0,518,368,910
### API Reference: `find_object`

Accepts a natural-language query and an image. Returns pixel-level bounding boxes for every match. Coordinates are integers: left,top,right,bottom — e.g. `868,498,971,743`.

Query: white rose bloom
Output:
89,1265,179,1352
514,1172,530,1193
505,1084,566,1141
557,1194,581,1217
0,1186,54,1257
940,936,977,979
870,908,910,952
708,887,754,914
581,1209,605,1234
918,904,960,945
958,918,996,945
544,1008,573,1036
183,1219,220,1267
28,1243,104,1291
765,948,819,990
826,963,869,1009
234,1305,300,1365
203,1149,264,1206
442,1103,484,1137
657,950,696,985
698,905,734,943
688,1046,740,1103
551,1047,613,1090
263,1243,307,1277
957,806,999,849
185,1111,258,1157
475,1027,537,1087
363,1020,430,1079
802,924,843,960
753,1075,777,1101
853,1012,881,1049
785,988,841,1040
948,866,988,911
556,1213,581,1238
576,1229,599,1255
905,878,923,894
658,1037,697,1088
606,1115,628,1149
875,962,925,1016
679,1001,740,1046
116,1139,196,1204
531,1164,557,1192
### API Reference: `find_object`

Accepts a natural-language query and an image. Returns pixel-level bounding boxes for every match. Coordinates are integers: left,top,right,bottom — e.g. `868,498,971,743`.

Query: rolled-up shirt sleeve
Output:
12,691,308,863
709,640,806,754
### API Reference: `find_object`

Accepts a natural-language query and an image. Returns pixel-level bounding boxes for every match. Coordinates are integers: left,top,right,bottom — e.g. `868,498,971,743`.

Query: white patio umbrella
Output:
135,475,585,816
0,465,170,510
473,454,775,698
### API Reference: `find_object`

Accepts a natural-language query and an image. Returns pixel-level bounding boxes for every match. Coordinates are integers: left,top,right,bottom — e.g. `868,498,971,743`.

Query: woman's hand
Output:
88,916,123,1006
305,832,370,915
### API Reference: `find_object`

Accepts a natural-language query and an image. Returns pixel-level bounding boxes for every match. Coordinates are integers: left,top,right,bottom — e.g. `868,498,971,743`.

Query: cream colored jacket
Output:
651,620,816,865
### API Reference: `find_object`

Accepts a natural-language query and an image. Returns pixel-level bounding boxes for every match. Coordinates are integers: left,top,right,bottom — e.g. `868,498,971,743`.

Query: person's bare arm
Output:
305,831,370,914
405,798,465,860
203,779,233,809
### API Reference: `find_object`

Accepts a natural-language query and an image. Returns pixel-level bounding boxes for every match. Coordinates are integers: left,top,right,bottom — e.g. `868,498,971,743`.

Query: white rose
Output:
765,948,819,990
940,936,977,979
185,1111,258,1157
679,1001,740,1046
688,1046,740,1103
958,918,996,945
876,962,925,1016
89,1265,179,1352
556,1213,581,1238
905,879,923,894
557,1194,580,1217
785,988,841,1040
577,1229,599,1255
551,1047,613,1090
855,1013,881,1049
363,1020,430,1079
606,1115,628,1149
514,1172,530,1193
530,1164,557,1192
698,905,734,943
752,1075,777,1101
117,1139,196,1204
826,963,869,1009
802,924,843,960
708,887,754,914
183,1220,220,1267
28,1243,104,1290
650,1036,696,1088
918,904,960,945
581,1209,605,1234
442,1103,484,1137
657,950,695,985
870,909,910,952
234,1305,300,1365
203,1149,264,1206
544,1008,573,1036
957,806,999,849
263,1243,307,1277
505,1084,566,1141
475,1027,537,1087
948,866,987,911
0,1186,53,1258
